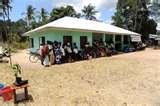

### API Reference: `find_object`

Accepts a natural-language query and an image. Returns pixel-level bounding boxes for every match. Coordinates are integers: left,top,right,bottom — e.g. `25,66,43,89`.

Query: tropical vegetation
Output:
0,0,159,46
112,0,157,40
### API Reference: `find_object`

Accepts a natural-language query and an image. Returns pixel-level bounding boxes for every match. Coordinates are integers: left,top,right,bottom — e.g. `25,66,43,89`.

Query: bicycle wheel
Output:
29,55,39,63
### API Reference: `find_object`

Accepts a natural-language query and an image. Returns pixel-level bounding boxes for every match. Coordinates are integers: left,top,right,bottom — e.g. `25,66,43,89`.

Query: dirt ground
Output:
1,48,160,105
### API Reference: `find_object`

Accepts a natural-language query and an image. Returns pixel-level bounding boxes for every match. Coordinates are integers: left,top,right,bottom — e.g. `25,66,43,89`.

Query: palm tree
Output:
25,5,36,27
0,0,12,66
50,5,78,21
82,4,98,20
0,0,12,19
39,8,48,24
0,0,12,42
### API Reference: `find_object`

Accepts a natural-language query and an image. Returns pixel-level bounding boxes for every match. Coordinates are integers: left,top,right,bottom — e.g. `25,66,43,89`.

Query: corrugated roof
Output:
23,17,141,36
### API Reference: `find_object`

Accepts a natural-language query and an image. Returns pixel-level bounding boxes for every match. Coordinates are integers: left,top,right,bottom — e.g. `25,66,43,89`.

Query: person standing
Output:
40,44,44,65
48,41,55,65
42,43,49,67
55,42,62,64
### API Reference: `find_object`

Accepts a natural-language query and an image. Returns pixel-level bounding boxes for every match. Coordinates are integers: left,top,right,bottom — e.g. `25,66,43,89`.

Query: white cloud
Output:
51,0,117,19
27,0,117,21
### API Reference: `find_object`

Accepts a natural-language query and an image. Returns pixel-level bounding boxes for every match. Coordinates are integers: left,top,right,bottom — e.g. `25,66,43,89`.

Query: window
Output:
105,34,113,43
39,36,45,45
115,35,121,42
63,36,72,44
123,35,129,44
29,38,34,48
80,36,87,48
92,33,103,42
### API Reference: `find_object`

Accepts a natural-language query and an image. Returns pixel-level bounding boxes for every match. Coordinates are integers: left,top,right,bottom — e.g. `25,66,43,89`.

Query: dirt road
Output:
1,48,160,105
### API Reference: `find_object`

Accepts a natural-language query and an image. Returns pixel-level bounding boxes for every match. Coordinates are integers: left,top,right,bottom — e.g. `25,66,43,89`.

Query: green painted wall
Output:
29,29,92,52
29,29,131,52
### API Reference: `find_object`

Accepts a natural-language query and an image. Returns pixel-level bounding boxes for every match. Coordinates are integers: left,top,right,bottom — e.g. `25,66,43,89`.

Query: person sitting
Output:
72,43,79,61
60,44,66,63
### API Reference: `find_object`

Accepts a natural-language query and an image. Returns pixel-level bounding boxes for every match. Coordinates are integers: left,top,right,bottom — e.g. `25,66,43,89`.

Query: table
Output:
11,84,29,103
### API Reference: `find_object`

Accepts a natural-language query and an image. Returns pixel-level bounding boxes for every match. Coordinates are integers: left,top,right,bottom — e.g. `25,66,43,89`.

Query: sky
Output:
10,0,117,23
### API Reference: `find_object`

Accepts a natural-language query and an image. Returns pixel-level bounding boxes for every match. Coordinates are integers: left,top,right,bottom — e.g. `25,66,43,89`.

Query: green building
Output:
23,17,141,52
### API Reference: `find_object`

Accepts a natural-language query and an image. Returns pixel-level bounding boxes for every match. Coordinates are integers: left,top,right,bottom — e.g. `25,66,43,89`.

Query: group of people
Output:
39,41,79,67
39,40,119,67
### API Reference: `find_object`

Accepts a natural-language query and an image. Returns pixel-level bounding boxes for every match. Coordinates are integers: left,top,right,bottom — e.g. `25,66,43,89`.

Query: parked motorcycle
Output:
0,48,10,58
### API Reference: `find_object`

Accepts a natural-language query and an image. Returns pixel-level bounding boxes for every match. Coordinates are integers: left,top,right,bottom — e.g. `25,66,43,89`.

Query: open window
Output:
29,38,34,48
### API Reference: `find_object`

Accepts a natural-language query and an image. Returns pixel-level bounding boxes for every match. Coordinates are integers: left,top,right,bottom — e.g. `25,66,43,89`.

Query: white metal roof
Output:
23,17,141,36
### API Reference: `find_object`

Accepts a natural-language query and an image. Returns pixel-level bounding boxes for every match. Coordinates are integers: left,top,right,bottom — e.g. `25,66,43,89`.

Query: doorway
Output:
80,36,87,49
63,36,72,44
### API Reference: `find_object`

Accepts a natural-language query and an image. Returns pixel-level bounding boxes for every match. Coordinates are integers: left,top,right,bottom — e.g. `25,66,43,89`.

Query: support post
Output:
103,33,105,43
113,34,116,48
121,35,124,51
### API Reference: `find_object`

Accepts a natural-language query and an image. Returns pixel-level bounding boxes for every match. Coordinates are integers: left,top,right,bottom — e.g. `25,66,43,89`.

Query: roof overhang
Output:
23,17,141,37
149,34,160,40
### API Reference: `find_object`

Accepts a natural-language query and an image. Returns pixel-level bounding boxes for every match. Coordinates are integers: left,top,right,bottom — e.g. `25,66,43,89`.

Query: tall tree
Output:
24,5,36,28
82,4,98,20
38,8,49,24
0,0,12,42
148,0,160,23
50,5,78,21
112,0,157,40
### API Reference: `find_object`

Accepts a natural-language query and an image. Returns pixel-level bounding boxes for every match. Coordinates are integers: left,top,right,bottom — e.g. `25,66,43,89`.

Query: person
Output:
60,44,66,63
40,44,45,65
73,43,78,54
54,42,62,64
65,42,73,62
42,43,49,67
47,41,55,65
72,43,79,61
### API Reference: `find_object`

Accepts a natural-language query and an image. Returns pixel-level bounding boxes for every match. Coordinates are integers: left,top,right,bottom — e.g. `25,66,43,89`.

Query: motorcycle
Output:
0,48,10,59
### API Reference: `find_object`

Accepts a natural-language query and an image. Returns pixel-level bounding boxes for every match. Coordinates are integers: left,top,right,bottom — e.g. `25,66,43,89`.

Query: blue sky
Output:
10,0,117,23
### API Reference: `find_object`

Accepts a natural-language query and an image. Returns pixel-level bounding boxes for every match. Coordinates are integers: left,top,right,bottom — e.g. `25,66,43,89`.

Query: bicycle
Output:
29,50,41,63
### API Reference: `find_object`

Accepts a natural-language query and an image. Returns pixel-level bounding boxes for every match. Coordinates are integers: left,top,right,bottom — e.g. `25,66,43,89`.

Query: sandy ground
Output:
1,48,160,105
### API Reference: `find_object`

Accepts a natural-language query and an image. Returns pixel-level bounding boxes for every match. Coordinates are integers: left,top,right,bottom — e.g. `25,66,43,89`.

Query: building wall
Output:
29,29,92,52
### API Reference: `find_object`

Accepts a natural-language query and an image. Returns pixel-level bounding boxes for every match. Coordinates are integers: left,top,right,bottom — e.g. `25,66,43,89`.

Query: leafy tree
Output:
148,0,160,22
82,4,98,20
112,0,157,40
50,5,78,21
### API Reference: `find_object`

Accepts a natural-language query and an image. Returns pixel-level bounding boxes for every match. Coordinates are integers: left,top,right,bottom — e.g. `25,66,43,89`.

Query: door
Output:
39,36,45,45
63,36,72,44
115,35,122,51
80,36,87,49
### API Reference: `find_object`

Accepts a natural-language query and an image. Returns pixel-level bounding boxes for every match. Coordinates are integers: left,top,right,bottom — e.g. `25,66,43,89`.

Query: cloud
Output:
26,0,117,21
51,0,117,19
